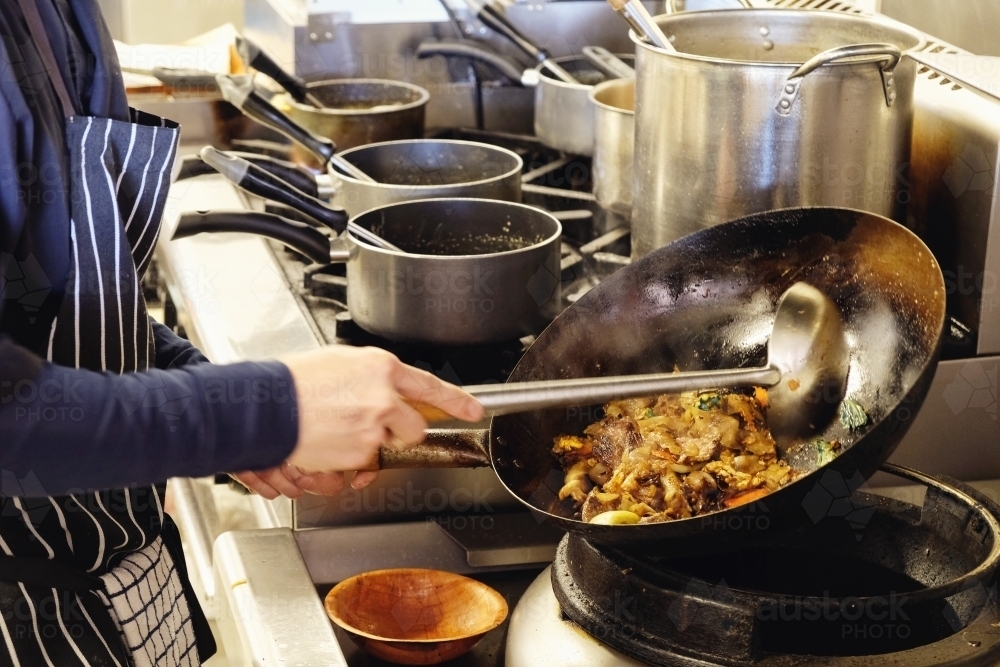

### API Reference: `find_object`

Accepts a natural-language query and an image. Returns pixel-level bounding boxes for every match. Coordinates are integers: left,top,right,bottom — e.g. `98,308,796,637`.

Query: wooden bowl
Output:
324,568,509,665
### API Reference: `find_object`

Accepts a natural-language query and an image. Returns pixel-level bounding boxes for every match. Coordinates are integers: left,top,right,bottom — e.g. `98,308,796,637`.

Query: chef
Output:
0,1,483,665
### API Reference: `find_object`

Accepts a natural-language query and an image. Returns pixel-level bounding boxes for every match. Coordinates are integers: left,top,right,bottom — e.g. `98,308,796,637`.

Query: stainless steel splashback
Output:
243,0,662,133
760,0,1000,356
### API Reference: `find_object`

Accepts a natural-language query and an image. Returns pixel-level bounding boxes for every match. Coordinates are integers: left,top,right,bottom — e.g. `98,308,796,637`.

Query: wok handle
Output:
369,429,492,470
776,43,902,115
200,147,348,232
236,35,324,109
172,209,334,265
468,1,577,84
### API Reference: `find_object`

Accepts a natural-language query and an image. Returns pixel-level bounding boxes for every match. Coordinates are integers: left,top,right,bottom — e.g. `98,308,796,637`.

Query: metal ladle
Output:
414,282,850,448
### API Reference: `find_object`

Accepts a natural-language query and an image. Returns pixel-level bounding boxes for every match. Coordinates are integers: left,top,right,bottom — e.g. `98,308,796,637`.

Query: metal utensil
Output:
463,0,578,84
215,74,376,183
413,282,849,447
236,35,325,109
198,146,402,251
605,0,674,50
582,46,636,79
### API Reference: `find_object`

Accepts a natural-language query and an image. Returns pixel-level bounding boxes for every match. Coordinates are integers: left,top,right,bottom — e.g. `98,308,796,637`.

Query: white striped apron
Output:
0,1,202,664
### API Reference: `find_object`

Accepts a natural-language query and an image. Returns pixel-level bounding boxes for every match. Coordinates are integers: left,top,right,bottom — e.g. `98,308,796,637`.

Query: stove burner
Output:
551,466,1000,666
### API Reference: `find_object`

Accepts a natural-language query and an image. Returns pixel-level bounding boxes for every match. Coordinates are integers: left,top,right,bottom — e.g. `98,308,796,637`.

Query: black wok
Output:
400,207,946,553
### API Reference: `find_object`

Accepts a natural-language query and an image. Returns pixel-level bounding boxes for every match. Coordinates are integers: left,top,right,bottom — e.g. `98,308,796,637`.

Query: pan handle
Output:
236,35,324,109
581,46,635,79
200,147,348,232
465,0,577,84
371,429,492,470
416,39,525,84
776,43,902,115
172,209,334,265
176,152,323,199
216,74,338,165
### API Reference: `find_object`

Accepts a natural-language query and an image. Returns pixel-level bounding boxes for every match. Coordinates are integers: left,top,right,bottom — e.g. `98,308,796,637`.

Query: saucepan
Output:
234,35,429,152
379,207,946,553
172,198,562,345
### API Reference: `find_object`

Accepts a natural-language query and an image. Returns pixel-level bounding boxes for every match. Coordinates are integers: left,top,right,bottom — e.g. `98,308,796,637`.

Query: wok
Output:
398,207,946,552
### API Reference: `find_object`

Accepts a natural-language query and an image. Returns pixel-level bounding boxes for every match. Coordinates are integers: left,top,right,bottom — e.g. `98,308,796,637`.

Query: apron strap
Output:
0,552,103,592
15,0,77,118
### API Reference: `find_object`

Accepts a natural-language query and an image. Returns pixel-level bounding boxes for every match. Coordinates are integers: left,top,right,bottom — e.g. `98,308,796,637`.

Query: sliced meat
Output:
584,417,641,471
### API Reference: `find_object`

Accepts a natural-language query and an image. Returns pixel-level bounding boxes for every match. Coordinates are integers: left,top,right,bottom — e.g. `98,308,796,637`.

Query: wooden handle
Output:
404,399,455,423
607,0,629,10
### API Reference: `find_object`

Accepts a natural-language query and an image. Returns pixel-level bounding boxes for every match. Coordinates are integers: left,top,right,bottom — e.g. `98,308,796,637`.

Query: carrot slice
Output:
723,488,771,508
754,386,769,408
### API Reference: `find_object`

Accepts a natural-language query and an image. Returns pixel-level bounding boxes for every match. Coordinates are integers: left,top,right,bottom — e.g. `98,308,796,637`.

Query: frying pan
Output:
394,207,946,552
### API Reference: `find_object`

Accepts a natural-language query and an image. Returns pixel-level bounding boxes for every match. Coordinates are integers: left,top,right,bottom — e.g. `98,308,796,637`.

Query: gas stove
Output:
508,467,1000,667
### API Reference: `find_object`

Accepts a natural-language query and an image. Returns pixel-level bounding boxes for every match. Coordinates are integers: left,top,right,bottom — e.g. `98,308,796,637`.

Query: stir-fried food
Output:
552,390,795,524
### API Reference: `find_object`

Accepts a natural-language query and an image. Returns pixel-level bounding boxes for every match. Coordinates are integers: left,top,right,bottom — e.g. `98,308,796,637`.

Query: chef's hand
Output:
277,346,483,488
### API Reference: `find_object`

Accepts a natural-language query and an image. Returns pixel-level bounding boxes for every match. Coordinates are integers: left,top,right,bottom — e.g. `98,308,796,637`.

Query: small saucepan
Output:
172,199,562,345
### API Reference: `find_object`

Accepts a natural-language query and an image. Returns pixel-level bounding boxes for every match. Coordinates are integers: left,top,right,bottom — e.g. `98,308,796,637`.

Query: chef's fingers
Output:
352,470,379,489
284,465,346,496
258,466,305,499
393,364,483,422
231,471,280,499
383,395,429,447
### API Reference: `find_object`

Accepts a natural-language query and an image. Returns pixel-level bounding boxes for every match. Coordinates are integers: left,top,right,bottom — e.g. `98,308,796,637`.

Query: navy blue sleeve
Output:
151,322,210,369
0,335,299,497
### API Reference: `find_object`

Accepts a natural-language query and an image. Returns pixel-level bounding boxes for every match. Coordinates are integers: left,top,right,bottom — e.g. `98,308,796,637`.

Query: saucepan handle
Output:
216,74,338,165
237,35,323,108
176,152,323,199
776,43,902,115
200,147,349,233
172,209,334,265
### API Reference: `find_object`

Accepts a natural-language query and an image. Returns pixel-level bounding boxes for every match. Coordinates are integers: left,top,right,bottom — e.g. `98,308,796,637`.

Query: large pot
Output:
276,79,429,152
530,54,635,157
589,77,635,224
630,9,926,257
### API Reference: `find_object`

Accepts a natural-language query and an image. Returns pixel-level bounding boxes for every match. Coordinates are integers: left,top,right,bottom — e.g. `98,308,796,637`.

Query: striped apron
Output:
0,1,210,664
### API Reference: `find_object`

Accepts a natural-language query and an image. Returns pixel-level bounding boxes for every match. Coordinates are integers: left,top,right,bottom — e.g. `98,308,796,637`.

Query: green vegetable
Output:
815,439,839,467
645,408,656,419
697,393,721,411
839,398,869,431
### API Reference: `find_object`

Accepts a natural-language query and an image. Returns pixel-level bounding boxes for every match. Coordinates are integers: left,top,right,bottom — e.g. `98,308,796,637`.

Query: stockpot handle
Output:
665,0,752,14
776,43,902,116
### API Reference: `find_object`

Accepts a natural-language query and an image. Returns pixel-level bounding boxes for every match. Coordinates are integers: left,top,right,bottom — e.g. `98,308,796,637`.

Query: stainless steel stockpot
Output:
630,9,926,257
330,139,524,217
337,198,562,345
589,77,635,224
